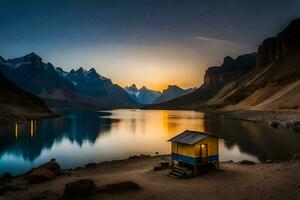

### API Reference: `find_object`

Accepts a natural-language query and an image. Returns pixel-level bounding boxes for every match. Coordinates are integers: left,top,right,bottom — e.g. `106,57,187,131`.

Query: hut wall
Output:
194,136,219,161
171,136,219,165
171,142,195,157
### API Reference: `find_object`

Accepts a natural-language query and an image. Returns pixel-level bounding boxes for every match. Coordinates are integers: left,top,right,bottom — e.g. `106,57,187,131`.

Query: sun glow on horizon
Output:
50,44,208,92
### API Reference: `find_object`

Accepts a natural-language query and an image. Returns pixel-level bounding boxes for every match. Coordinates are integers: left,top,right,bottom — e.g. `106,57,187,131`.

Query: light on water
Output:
15,123,18,139
0,109,300,175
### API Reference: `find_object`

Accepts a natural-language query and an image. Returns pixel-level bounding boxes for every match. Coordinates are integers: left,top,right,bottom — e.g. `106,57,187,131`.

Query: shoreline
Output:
1,155,299,200
144,108,300,131
205,109,300,131
0,112,60,125
2,107,300,127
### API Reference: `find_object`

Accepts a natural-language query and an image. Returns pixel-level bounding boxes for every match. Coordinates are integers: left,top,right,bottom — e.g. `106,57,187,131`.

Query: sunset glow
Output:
2,1,298,90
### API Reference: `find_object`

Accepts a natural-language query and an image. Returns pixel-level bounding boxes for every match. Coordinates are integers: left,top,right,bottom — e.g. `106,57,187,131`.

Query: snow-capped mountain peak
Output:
86,68,107,80
56,67,68,77
124,84,161,104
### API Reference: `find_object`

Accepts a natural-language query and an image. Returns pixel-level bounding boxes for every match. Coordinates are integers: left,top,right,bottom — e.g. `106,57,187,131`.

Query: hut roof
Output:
168,130,222,145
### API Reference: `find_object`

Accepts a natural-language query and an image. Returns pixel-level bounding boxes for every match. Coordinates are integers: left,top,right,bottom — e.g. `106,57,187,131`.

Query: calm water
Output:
0,109,300,175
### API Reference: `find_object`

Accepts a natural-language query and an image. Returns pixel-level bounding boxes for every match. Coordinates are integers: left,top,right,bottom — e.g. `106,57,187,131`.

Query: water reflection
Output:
15,123,18,138
14,120,37,139
0,110,300,175
204,118,300,162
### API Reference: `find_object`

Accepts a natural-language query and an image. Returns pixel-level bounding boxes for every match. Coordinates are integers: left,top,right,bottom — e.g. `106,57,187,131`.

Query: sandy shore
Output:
1,155,300,200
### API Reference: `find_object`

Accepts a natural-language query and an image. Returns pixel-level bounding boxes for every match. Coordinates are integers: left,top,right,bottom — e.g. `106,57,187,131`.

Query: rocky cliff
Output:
207,17,300,110
256,18,300,68
204,53,256,87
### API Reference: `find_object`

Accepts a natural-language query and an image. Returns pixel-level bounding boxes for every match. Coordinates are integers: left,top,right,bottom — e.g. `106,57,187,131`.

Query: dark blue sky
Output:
1,0,299,90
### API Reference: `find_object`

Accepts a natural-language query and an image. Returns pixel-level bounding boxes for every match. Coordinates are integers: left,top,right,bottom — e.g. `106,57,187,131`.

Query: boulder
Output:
1,172,12,180
160,161,169,169
269,121,280,128
96,181,141,194
39,161,60,175
239,160,256,165
153,166,162,171
63,179,96,199
293,153,300,161
290,122,300,132
25,168,56,184
0,185,11,196
25,161,60,184
285,121,300,132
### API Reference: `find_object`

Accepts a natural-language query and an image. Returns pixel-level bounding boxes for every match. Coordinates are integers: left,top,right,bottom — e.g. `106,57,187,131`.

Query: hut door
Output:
201,144,208,164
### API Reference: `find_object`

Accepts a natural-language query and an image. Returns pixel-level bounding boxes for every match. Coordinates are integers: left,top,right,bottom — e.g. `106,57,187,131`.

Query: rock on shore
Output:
24,160,61,184
63,179,96,199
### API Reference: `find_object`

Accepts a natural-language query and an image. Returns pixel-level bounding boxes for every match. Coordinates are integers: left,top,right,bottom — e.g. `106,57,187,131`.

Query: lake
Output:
0,109,300,175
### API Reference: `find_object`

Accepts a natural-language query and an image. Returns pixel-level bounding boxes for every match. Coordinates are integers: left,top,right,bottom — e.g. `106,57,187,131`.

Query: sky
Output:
0,0,300,91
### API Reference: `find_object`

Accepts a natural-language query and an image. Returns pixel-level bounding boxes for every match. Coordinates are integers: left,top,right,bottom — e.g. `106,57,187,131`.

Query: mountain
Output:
0,56,5,64
61,67,138,108
207,17,300,110
55,67,68,77
0,70,56,122
0,53,89,108
146,53,256,109
0,53,138,109
124,84,141,103
145,18,300,111
204,53,257,87
154,85,196,104
124,84,161,104
125,84,139,94
137,86,161,104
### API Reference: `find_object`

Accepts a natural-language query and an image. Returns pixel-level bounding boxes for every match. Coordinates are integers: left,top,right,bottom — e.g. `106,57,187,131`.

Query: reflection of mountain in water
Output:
1,109,300,168
204,117,300,162
0,111,119,161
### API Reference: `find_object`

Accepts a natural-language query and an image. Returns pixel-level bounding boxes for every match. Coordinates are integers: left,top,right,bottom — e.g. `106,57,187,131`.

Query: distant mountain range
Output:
124,84,161,104
0,70,56,122
145,18,300,111
154,85,196,104
0,52,195,111
124,84,196,104
56,67,137,108
0,53,138,109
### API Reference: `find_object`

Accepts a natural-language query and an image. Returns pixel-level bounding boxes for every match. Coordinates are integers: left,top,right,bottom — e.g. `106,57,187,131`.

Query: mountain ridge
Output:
124,84,161,104
145,18,300,111
0,53,138,109
154,85,196,104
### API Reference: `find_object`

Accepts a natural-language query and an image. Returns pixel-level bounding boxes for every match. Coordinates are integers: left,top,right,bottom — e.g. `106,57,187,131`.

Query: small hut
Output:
168,130,221,176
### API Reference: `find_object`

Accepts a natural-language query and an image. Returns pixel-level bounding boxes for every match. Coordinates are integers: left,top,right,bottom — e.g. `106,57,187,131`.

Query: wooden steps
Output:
168,166,189,179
